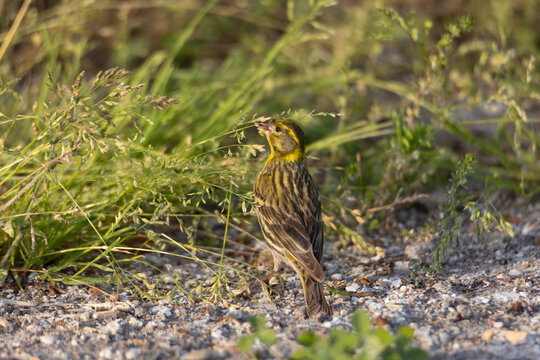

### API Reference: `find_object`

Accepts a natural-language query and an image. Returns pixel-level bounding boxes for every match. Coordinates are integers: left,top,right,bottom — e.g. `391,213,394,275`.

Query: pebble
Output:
125,348,142,360
493,321,504,329
183,349,228,360
439,331,450,343
40,335,56,345
98,347,113,359
27,324,41,334
227,309,247,320
404,242,432,260
151,305,172,318
495,292,519,302
346,283,361,292
103,320,121,335
390,279,402,289
433,281,452,293
330,273,343,281
508,268,523,277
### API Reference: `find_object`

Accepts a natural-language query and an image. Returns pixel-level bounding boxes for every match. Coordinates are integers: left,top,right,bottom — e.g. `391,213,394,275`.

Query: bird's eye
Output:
275,126,281,132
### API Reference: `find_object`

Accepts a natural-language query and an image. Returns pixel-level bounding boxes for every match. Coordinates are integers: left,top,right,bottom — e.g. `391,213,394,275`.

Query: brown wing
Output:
303,170,324,263
257,203,325,282
254,163,324,282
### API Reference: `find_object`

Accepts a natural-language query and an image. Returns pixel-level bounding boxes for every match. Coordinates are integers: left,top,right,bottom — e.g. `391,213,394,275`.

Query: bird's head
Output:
255,118,306,162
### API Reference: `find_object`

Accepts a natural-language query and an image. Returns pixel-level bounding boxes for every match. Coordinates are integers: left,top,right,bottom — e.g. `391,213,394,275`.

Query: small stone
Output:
330,273,343,281
508,269,523,277
211,326,225,341
432,280,451,293
125,348,142,360
40,334,56,345
127,316,143,328
495,292,519,302
415,326,434,348
184,349,228,360
151,305,172,318
103,320,121,335
404,242,433,260
394,261,410,274
439,331,450,344
98,347,113,359
390,279,402,289
476,296,490,305
481,329,495,341
262,302,278,312
227,309,247,321
370,255,382,262
493,321,504,329
27,324,42,334
346,283,360,292
503,330,527,344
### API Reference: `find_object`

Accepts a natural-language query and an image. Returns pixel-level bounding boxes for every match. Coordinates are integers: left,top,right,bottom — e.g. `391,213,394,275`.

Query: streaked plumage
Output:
253,118,331,317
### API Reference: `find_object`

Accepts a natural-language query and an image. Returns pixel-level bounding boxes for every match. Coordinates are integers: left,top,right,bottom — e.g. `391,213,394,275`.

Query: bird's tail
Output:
303,275,332,317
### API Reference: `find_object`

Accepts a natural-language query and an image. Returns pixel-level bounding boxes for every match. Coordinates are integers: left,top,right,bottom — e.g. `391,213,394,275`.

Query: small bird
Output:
253,118,332,317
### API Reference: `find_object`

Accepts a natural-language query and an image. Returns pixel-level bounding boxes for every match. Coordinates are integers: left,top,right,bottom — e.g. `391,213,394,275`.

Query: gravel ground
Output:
0,199,538,360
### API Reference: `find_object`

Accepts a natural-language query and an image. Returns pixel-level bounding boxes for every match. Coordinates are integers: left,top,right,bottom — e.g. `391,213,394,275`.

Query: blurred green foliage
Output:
238,310,428,360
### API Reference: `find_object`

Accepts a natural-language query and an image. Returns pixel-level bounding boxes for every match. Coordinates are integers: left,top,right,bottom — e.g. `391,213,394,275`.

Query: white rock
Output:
27,324,41,334
211,326,225,341
439,331,450,344
508,268,523,277
346,283,361,292
227,309,247,320
98,347,113,359
433,280,452,293
495,292,519,302
330,273,343,281
370,255,382,262
127,317,143,328
151,305,172,318
125,348,142,360
40,334,56,345
103,320,121,335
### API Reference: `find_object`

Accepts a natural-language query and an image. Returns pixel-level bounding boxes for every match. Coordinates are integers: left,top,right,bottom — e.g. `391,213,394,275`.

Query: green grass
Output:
0,0,538,295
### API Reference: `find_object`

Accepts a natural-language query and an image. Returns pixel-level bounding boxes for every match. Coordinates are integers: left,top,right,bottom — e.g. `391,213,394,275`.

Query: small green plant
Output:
237,316,277,359
238,310,427,360
432,153,514,271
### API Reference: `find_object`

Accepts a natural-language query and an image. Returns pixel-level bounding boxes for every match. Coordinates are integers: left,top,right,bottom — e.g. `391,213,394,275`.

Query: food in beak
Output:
255,122,272,135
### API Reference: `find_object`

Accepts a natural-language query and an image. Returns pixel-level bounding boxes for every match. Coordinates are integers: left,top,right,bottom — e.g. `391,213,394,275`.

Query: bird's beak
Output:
255,119,273,135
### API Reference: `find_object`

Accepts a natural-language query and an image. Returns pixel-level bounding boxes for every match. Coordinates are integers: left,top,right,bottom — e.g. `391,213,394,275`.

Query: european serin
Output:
253,118,332,317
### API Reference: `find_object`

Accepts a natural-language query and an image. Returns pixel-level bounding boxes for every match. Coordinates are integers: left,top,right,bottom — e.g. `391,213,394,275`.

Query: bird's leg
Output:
263,259,286,292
